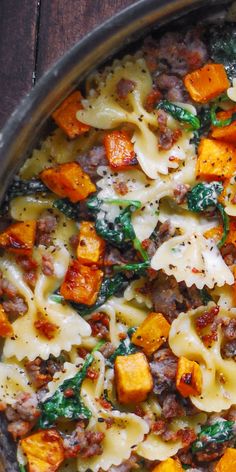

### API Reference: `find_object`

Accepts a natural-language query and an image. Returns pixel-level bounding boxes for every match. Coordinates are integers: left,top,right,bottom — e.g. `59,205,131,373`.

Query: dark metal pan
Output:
0,0,233,470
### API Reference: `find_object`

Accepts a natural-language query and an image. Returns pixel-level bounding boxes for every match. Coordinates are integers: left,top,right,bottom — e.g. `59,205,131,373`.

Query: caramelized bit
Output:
0,221,36,255
60,259,103,305
40,162,96,203
176,356,202,397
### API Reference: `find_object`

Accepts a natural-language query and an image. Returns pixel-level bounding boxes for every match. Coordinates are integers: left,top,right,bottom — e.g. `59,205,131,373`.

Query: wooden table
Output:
0,0,135,130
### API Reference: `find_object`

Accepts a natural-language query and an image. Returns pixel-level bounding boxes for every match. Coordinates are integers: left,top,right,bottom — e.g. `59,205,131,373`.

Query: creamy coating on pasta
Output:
1,19,236,472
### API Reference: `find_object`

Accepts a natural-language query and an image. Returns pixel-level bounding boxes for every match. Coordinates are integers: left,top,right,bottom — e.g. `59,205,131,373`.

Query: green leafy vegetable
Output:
18,465,26,472
106,327,138,367
210,102,236,128
72,273,128,316
87,197,148,260
209,24,236,81
192,106,211,148
0,178,50,215
192,420,235,453
156,100,200,130
50,293,65,303
187,181,228,247
53,198,80,220
38,353,94,428
200,288,213,305
113,261,150,275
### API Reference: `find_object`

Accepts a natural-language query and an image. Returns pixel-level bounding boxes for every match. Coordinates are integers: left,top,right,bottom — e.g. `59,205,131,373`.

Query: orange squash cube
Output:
0,304,13,337
176,356,202,397
77,221,105,265
52,91,90,139
0,221,36,255
40,162,96,203
215,448,236,472
196,138,236,180
131,312,170,356
184,64,230,103
204,225,223,243
152,458,183,471
20,429,64,472
60,259,103,305
211,106,236,144
104,130,137,170
114,352,153,404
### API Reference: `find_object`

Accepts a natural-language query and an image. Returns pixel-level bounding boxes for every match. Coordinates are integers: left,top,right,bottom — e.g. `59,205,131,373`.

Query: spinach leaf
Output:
106,327,138,367
87,197,148,261
187,182,228,247
38,353,94,428
50,293,65,303
113,261,150,275
156,100,200,130
210,102,236,128
187,182,223,212
209,24,236,81
200,288,213,305
192,420,235,453
72,273,128,316
18,465,26,472
0,178,50,215
192,106,211,148
53,198,80,220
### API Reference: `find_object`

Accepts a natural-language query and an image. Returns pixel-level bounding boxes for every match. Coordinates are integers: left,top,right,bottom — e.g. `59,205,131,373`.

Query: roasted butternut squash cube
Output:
196,138,236,180
20,429,64,472
204,225,223,243
131,312,170,356
104,130,137,170
77,221,105,265
40,162,96,203
114,352,153,404
0,220,36,255
52,91,90,139
0,304,13,337
176,356,202,397
184,64,230,103
211,106,236,144
215,447,236,471
60,259,103,305
152,458,183,471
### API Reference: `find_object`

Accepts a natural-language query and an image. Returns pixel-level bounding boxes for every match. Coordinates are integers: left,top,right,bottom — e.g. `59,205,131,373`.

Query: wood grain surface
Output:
0,0,135,130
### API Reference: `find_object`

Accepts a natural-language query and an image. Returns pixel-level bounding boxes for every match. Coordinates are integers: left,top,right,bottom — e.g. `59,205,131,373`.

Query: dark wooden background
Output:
0,0,136,130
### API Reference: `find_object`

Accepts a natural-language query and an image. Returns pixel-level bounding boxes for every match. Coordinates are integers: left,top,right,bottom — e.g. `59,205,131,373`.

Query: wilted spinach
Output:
0,178,50,215
192,420,235,453
106,327,138,367
72,273,129,316
87,197,148,261
53,198,80,220
113,260,150,275
38,352,94,428
209,23,236,81
156,100,200,130
187,181,229,247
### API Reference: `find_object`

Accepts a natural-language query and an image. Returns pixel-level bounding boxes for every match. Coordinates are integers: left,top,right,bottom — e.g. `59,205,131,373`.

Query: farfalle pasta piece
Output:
77,57,194,178
151,232,234,289
3,244,91,361
219,173,236,217
43,353,149,472
96,152,197,241
0,362,34,405
169,304,236,412
124,278,152,309
136,413,206,461
20,127,102,179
